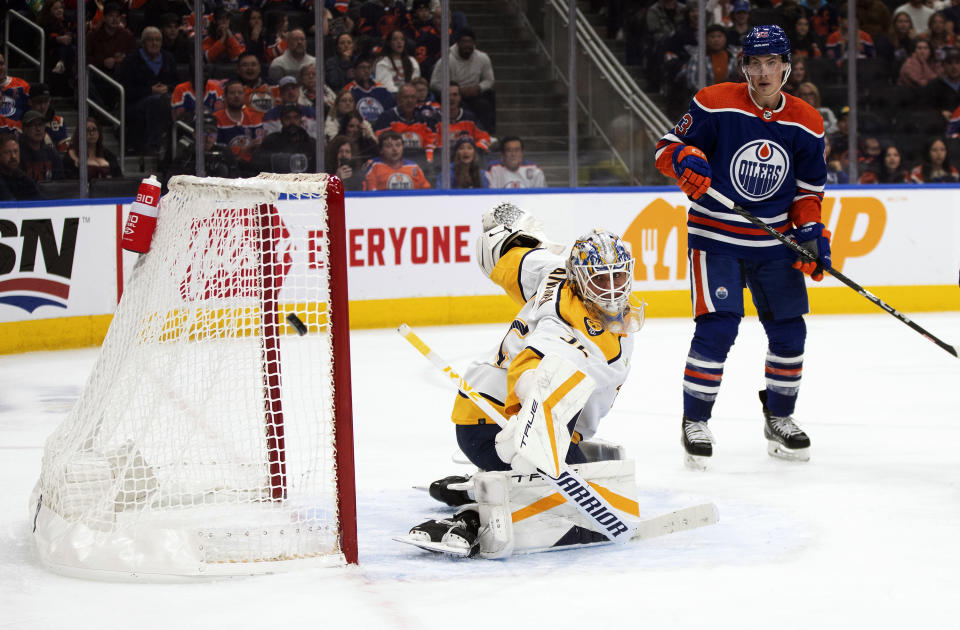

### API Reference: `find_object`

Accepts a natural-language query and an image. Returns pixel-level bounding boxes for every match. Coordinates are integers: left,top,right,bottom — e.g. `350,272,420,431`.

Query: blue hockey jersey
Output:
656,82,827,261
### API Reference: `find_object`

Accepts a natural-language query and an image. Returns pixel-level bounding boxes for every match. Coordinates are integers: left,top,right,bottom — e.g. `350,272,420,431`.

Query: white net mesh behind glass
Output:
33,174,352,578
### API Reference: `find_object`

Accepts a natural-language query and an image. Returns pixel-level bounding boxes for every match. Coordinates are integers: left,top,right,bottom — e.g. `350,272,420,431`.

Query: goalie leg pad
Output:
474,459,639,558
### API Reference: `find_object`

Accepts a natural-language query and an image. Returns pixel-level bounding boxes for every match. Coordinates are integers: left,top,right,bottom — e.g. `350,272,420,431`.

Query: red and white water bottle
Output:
121,175,162,254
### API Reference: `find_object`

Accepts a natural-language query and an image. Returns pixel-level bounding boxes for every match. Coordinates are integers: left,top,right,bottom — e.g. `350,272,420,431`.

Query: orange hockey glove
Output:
790,222,832,282
671,145,711,200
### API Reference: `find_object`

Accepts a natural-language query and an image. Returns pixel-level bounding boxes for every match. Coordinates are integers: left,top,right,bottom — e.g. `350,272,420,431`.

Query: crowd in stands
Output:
0,0,548,199
6,0,960,199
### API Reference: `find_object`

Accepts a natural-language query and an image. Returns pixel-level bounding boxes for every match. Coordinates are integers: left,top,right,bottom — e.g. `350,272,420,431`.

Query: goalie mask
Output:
566,229,644,333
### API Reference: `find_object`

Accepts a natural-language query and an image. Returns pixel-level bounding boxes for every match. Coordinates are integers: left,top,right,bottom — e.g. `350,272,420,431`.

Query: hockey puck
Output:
286,313,308,336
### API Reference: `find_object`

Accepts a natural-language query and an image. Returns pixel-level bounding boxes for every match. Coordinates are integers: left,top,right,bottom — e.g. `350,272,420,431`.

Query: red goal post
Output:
31,173,357,578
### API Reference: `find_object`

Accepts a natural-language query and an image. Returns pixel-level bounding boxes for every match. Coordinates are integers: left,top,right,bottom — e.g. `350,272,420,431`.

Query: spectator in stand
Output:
826,9,877,60
856,135,883,179
909,136,959,181
784,57,809,94
164,114,239,179
927,50,960,119
340,110,379,162
796,82,839,134
325,90,362,139
726,0,751,48
800,0,838,40
326,33,357,92
28,83,69,153
63,116,121,179
18,110,63,182
171,79,224,122
876,144,909,182
325,134,365,191
268,29,315,82
898,39,941,87
362,130,431,190
923,13,956,62
236,53,278,115
263,12,289,64
412,76,440,122
829,106,851,166
856,0,892,40
889,11,918,64
430,29,497,134
262,76,317,137
824,133,849,184
406,0,442,80
706,0,735,28
357,0,409,41
119,26,179,156
345,55,396,123
486,136,546,188
438,81,491,153
0,54,32,134
254,105,315,174
160,12,193,64
239,9,268,63
203,7,244,64
0,132,41,200
375,29,421,94
647,0,688,54
894,0,935,36
214,79,265,169
87,3,136,77
681,25,738,91
439,136,488,189
297,65,318,109
38,0,76,96
373,83,436,166
791,16,823,57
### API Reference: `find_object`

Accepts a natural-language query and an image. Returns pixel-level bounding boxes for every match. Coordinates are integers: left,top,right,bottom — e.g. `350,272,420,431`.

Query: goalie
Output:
400,203,645,558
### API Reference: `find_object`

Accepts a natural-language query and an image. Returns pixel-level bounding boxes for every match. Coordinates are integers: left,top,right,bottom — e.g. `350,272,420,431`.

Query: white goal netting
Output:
31,174,356,579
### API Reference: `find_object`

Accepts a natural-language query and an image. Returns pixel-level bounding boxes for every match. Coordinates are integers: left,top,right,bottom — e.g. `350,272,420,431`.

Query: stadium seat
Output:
89,177,142,198
37,180,81,201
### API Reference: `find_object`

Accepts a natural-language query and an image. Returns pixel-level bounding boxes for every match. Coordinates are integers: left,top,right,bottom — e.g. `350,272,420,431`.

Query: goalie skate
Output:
759,391,811,462
394,508,481,557
682,416,714,471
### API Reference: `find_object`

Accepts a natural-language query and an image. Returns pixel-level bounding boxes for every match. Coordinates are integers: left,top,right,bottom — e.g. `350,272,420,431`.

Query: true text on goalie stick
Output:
705,187,960,359
398,323,638,543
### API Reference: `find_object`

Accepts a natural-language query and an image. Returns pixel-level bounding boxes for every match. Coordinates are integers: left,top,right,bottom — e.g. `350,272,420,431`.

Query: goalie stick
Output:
706,187,959,359
396,323,720,546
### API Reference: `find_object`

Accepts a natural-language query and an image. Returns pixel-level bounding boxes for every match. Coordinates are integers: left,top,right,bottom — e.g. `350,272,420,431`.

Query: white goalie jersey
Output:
451,246,634,442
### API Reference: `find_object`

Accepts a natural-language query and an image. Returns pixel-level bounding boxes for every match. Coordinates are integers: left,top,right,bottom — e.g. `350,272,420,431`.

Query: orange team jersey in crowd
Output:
202,33,245,63
265,38,287,63
362,158,432,190
213,107,264,163
244,83,280,114
171,80,225,120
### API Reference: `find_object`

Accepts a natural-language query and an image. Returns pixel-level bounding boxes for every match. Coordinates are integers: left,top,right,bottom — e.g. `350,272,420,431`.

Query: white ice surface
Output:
2,313,959,629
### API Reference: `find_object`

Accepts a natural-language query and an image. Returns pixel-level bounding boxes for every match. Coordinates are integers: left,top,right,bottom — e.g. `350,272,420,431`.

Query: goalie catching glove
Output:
791,222,832,281
672,145,711,200
494,354,597,477
476,202,566,278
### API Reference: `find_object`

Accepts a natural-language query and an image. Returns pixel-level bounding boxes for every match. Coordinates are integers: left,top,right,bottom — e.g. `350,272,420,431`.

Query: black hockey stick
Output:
706,187,959,358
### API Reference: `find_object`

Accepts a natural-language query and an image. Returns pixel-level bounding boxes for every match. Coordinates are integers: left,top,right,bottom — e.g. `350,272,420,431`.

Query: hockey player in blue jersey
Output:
654,25,831,468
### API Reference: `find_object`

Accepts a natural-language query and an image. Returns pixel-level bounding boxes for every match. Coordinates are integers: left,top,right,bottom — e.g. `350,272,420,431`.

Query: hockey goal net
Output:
31,173,357,578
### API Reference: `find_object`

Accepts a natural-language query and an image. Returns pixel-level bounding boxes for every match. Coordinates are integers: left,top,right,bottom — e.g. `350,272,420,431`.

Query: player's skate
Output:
759,391,811,461
682,416,714,470
428,474,473,506
399,507,481,557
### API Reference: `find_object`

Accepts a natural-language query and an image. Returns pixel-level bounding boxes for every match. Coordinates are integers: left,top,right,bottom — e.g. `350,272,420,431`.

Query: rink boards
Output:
1,185,959,353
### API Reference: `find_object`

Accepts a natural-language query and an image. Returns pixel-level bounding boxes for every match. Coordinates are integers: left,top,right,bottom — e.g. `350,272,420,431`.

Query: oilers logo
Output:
386,172,415,189
401,131,422,149
357,97,384,121
729,140,789,201
0,95,16,117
